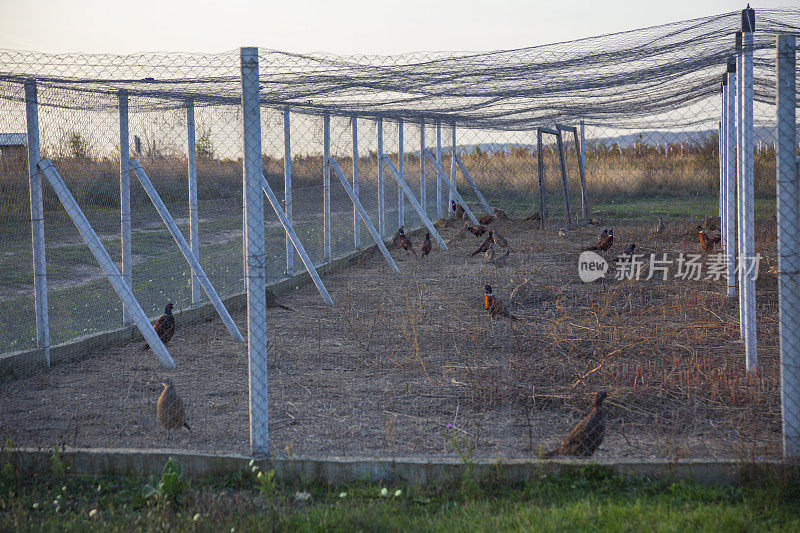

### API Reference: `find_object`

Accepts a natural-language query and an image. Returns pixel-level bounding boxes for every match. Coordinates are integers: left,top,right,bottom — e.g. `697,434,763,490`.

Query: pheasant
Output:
493,207,511,221
469,231,494,257
544,392,607,457
493,232,511,250
698,227,715,253
488,249,510,268
397,227,418,258
484,284,516,319
420,232,432,259
452,200,465,220
143,303,175,351
467,224,487,237
587,229,613,251
654,217,664,236
266,289,292,312
484,243,499,262
391,226,403,247
157,378,191,438
477,213,495,226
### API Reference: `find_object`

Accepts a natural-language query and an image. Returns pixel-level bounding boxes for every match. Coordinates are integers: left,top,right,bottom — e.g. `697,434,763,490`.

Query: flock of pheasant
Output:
150,201,721,457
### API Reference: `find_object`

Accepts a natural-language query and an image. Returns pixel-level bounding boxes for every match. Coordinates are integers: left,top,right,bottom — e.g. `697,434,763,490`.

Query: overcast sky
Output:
0,0,797,56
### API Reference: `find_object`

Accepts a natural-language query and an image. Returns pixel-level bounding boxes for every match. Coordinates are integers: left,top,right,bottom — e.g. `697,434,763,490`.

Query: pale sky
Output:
0,0,797,56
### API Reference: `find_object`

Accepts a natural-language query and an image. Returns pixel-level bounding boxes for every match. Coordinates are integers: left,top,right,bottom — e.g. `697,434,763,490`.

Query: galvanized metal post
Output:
323,112,331,262
240,47,269,456
420,120,426,217
720,76,727,255
378,117,385,238
575,121,589,221
556,131,572,226
352,114,360,249
283,106,293,276
186,99,200,305
736,30,746,339
24,80,50,364
398,119,404,229
742,7,757,371
119,89,132,323
725,58,737,299
537,129,546,223
450,123,456,208
436,121,443,217
776,33,799,458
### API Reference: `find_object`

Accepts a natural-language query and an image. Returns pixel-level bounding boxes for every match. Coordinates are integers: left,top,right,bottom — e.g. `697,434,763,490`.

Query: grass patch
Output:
1,458,798,531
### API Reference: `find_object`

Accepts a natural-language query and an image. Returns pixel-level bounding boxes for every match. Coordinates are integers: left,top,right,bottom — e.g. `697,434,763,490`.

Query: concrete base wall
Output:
2,447,783,487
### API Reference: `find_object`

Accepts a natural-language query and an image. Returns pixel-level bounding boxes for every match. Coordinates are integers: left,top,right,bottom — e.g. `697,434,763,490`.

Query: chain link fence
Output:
0,9,799,461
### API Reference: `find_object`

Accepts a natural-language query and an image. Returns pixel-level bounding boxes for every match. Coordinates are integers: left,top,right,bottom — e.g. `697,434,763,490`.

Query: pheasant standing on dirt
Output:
484,243,499,262
698,227,715,253
493,207,511,221
484,284,516,319
420,232,432,259
468,224,487,237
493,232,511,250
654,217,664,236
143,303,175,351
265,289,293,312
588,229,613,251
452,200,465,220
391,226,403,247
544,392,607,457
469,231,494,257
488,249,510,268
157,378,191,438
477,214,495,226
397,227,418,258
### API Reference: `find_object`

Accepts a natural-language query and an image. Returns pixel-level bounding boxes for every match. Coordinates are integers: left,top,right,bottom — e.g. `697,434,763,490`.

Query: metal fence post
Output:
323,112,331,262
776,33,799,459
420,120,426,217
284,106,293,276
720,76,727,254
450,123,457,208
537,129,547,223
352,114,360,249
726,57,737,299
186,98,200,304
436,121,443,217
119,89,132,323
736,30,746,339
240,47,269,456
398,119,404,229
742,7,757,371
378,117,385,238
556,130,572,226
576,120,589,221
24,80,49,364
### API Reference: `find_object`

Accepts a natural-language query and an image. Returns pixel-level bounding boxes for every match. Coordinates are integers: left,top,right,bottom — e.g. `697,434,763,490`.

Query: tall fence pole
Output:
450,123,457,209
24,80,50,364
240,47,269,456
725,58,737,299
284,106,294,276
537,129,547,223
420,120,426,217
742,7,757,371
398,119,404,229
186,98,201,304
776,33,799,459
436,121,443,217
323,112,332,262
352,114,360,249
720,75,727,254
118,89,132,324
575,121,589,221
736,30,746,339
378,117,385,238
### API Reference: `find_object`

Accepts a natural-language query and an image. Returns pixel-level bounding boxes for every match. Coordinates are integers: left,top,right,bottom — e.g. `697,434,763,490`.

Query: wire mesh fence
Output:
0,9,799,462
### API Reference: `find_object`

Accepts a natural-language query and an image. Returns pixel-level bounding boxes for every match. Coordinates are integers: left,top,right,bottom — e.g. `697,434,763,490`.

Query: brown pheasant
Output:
587,229,613,251
493,232,511,250
452,200,465,220
469,231,494,257
477,213,495,225
157,378,191,437
488,249,510,268
484,284,516,319
698,226,715,253
397,227,417,258
266,289,292,312
420,232,432,259
143,303,175,351
467,224,487,237
493,207,511,221
544,392,607,457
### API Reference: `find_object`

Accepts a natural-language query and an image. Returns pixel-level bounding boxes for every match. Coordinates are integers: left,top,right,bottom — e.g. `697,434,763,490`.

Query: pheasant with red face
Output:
420,232,432,259
469,231,494,257
697,226,717,253
143,303,175,351
397,227,417,258
587,229,613,251
451,200,465,220
484,284,517,320
467,224,487,237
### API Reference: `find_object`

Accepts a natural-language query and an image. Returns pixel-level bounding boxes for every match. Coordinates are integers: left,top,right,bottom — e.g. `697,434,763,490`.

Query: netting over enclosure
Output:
1,8,800,463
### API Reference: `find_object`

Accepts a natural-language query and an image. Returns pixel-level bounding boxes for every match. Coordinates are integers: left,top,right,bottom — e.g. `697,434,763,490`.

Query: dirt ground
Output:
0,215,783,461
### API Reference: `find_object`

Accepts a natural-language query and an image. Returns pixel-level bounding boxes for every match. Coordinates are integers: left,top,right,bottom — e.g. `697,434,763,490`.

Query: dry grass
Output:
0,216,782,461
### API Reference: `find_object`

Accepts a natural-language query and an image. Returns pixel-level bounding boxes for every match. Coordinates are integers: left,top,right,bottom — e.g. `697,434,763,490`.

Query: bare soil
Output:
0,217,782,461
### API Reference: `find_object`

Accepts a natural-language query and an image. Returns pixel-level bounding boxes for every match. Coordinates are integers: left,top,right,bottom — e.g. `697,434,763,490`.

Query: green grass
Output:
1,459,798,532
